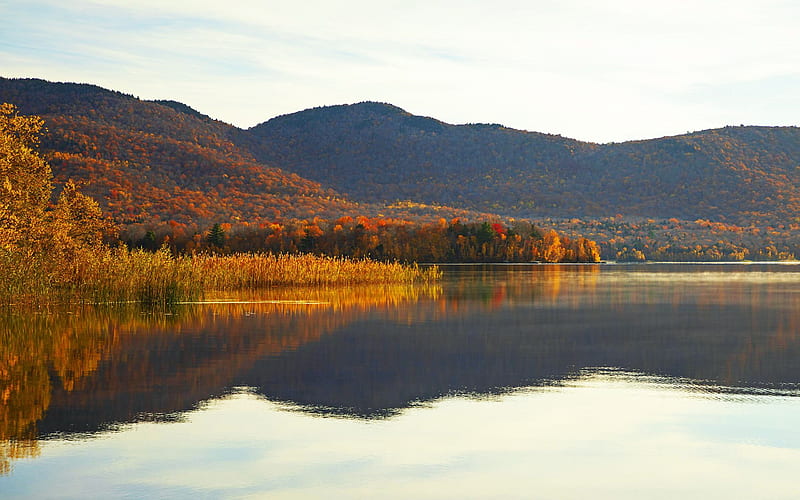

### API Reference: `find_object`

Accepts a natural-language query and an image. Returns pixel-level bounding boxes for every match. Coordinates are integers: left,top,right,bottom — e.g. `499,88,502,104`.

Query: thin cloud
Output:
2,0,799,142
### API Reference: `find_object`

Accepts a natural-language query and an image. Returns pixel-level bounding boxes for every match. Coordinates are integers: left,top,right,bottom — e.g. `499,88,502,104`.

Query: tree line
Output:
125,216,602,263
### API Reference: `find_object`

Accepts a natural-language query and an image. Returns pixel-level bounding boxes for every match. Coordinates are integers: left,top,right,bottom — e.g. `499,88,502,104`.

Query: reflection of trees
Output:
3,265,800,472
441,264,600,311
0,358,48,475
247,265,800,416
0,305,130,474
0,282,440,474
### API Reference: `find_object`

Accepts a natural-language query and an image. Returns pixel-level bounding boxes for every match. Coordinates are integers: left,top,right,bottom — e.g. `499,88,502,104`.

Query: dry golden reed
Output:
196,253,439,290
0,247,440,305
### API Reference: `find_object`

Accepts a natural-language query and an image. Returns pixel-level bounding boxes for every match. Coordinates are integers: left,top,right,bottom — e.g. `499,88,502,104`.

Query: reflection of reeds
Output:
201,282,442,311
0,247,441,305
0,281,442,475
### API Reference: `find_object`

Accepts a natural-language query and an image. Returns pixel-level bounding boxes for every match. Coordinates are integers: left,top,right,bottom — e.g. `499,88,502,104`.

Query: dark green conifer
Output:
207,223,225,248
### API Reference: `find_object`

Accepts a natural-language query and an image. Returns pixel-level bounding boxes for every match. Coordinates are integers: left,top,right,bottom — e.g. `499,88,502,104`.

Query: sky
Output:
1,0,799,143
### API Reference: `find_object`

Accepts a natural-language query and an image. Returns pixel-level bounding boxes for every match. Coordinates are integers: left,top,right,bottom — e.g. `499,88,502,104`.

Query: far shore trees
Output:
126,217,602,263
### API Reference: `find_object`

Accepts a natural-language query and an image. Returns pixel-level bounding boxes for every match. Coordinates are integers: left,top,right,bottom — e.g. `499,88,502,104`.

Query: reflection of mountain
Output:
244,299,800,417
221,266,800,417
3,266,800,472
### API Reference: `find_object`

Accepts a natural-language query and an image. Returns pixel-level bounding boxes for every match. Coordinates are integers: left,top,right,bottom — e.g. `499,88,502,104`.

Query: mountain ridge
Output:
3,76,800,259
0,77,350,225
0,77,500,228
248,101,800,225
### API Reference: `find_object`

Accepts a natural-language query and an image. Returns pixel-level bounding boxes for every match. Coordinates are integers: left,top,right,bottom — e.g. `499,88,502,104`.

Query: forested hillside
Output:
247,102,596,215
583,127,800,225
0,78,360,226
249,102,800,226
4,76,800,260
0,78,505,226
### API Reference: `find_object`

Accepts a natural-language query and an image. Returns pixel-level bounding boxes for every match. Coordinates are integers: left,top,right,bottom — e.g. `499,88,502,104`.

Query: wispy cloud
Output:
2,0,799,141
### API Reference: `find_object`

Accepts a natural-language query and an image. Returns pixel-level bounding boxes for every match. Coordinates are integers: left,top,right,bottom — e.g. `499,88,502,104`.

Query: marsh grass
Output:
196,253,439,290
0,247,440,305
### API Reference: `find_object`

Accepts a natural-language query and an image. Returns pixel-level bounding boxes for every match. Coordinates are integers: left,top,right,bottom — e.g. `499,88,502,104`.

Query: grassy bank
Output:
0,247,441,305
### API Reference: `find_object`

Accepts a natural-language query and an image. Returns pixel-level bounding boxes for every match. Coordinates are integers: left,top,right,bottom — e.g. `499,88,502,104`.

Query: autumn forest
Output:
2,76,800,268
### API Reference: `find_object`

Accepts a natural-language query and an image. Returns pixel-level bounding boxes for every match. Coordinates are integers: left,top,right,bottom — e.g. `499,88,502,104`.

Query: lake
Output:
2,263,800,498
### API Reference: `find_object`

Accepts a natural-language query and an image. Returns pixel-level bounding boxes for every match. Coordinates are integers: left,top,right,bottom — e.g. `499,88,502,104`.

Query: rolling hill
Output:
0,77,492,229
3,76,800,259
249,102,800,227
0,77,357,225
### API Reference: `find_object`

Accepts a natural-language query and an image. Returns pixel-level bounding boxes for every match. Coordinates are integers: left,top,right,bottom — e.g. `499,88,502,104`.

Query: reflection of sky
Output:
5,372,800,499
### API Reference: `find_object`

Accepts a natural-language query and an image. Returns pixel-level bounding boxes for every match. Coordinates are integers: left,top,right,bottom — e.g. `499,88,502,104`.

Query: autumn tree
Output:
536,230,566,263
0,103,51,250
0,103,115,255
49,179,115,255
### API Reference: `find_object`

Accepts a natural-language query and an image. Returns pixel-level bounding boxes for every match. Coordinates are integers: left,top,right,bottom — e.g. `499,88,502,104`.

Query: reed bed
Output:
0,250,52,300
196,253,440,290
0,247,440,305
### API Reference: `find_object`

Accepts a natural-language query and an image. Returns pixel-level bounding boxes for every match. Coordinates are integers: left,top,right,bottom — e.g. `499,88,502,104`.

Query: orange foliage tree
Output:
0,103,115,256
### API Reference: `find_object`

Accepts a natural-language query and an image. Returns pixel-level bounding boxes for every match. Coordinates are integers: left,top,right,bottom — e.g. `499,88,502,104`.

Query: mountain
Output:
8,77,798,229
247,102,595,216
3,76,800,259
0,77,363,225
583,127,800,225
249,102,800,226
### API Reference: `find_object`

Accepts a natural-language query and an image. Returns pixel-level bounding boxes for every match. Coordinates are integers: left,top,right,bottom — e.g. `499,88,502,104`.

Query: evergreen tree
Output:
207,223,226,248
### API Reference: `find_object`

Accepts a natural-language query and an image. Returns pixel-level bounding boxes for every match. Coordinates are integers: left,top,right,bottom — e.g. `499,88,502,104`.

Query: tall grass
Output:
196,253,439,290
0,249,52,300
0,247,440,305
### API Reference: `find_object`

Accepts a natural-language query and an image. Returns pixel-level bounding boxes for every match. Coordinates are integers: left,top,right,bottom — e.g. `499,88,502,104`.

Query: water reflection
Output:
2,264,800,474
0,284,440,474
8,371,800,499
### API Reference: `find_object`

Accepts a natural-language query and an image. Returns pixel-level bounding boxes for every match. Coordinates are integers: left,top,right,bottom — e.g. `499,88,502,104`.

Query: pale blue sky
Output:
2,0,798,143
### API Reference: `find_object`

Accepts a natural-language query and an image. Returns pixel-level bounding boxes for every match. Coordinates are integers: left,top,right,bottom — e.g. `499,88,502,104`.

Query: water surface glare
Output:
1,263,800,498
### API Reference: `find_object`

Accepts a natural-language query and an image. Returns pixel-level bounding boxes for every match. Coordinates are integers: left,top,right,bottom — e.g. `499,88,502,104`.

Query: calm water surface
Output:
2,263,800,498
